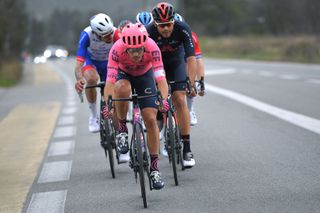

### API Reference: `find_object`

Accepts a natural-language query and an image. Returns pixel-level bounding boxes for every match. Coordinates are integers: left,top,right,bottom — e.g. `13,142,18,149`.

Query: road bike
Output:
85,82,119,178
161,77,194,185
107,90,162,208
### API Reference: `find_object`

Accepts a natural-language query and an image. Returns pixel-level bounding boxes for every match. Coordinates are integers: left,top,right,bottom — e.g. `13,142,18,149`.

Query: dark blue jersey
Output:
146,20,195,61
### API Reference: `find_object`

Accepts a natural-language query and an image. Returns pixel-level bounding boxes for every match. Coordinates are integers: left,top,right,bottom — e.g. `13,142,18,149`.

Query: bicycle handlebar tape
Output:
186,76,192,95
107,95,113,111
78,92,84,103
200,76,205,91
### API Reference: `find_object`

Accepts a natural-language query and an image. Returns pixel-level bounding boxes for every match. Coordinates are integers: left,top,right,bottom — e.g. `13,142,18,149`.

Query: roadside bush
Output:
0,60,22,87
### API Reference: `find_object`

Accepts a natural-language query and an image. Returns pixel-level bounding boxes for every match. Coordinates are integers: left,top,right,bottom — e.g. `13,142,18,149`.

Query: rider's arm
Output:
181,24,197,88
186,56,197,88
192,32,205,80
74,31,90,82
74,60,84,81
149,39,168,99
104,43,120,102
196,58,205,80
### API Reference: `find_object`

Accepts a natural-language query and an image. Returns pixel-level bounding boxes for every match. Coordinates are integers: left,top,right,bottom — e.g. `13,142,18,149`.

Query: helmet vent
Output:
132,36,136,45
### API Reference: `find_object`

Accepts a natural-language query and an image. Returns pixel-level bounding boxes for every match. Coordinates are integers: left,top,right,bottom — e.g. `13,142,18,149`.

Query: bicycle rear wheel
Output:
134,123,147,208
168,111,179,185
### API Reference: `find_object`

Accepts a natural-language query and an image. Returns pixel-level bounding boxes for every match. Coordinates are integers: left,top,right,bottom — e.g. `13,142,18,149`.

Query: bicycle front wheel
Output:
134,123,147,208
105,118,115,178
168,111,178,186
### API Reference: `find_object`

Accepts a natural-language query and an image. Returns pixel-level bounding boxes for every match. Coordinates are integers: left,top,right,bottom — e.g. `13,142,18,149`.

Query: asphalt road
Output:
1,58,319,213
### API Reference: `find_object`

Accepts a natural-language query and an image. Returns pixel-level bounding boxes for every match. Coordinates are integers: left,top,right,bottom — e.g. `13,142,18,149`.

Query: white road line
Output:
307,79,320,84
206,83,320,135
53,126,76,138
62,107,77,115
38,161,72,183
205,68,236,76
279,74,300,80
239,69,253,74
258,71,275,77
65,101,76,107
58,116,75,125
48,141,75,156
27,190,67,213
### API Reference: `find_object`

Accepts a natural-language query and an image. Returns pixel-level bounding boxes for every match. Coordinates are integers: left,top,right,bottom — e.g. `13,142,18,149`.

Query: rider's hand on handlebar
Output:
75,79,85,93
197,79,205,96
188,85,197,97
159,99,169,112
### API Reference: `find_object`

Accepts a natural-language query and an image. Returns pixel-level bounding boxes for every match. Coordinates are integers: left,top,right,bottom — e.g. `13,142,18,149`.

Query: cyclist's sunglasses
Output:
127,47,145,54
155,19,175,28
98,31,113,39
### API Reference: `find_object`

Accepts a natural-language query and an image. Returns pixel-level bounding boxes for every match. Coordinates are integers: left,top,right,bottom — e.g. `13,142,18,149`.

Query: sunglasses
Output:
127,47,144,54
98,31,113,39
155,20,174,28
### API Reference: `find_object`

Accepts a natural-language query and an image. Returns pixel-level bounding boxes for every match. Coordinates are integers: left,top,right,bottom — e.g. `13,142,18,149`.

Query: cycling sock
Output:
88,101,98,117
118,118,128,133
181,135,191,153
150,154,159,172
187,96,194,112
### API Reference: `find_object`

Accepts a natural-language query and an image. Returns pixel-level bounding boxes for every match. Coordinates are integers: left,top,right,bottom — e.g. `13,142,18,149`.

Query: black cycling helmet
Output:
152,2,175,23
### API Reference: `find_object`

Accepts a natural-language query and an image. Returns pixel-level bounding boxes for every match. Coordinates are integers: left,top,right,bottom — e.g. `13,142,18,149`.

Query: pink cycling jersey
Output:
106,37,166,83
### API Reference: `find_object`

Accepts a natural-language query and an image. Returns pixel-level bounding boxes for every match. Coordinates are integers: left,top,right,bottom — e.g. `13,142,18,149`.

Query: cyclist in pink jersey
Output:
103,23,169,190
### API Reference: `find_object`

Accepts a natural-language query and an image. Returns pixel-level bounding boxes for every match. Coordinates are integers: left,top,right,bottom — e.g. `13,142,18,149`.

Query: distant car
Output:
43,45,69,59
33,55,47,64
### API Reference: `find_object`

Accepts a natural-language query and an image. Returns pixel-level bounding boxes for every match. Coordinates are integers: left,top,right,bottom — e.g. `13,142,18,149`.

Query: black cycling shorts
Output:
116,68,158,109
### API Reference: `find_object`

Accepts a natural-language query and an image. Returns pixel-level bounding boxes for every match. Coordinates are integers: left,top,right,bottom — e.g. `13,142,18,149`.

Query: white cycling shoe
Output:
183,152,195,168
190,111,198,126
88,116,100,133
119,152,130,163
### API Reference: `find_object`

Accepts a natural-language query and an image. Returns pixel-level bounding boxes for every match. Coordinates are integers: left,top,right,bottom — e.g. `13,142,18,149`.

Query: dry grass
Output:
200,35,320,63
0,60,22,87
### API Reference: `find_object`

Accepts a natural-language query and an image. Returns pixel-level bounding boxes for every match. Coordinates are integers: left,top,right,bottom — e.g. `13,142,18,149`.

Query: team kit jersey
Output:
192,32,202,59
106,37,166,109
76,26,120,80
146,20,195,91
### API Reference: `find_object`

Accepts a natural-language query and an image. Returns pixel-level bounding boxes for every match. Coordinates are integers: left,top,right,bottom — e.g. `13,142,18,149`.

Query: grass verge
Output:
200,35,320,64
0,60,22,87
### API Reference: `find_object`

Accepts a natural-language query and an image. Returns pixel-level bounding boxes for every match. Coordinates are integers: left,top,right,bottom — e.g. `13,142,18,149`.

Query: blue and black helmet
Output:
174,13,184,22
136,11,154,26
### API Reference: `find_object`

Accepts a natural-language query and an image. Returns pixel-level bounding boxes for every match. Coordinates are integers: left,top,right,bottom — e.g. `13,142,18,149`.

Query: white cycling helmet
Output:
90,13,114,36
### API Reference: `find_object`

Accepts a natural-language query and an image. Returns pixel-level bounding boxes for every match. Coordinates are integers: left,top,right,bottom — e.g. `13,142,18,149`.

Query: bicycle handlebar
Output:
107,90,163,111
85,81,106,89
168,77,192,95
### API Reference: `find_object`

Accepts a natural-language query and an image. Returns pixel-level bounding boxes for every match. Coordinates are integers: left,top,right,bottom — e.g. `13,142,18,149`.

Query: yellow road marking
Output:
33,64,62,86
0,102,61,213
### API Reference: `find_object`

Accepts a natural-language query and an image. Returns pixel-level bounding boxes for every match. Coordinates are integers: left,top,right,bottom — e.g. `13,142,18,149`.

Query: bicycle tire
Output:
174,121,184,170
134,123,147,208
105,118,115,178
168,111,179,186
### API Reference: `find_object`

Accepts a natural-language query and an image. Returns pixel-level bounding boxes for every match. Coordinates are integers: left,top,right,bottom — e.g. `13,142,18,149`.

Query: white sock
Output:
89,102,98,117
187,96,194,112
